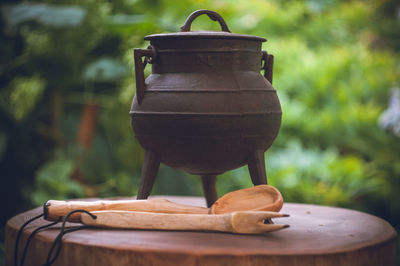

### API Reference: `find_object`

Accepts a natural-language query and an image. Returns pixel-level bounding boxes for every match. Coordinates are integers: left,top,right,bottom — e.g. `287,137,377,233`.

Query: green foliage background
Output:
1,0,399,262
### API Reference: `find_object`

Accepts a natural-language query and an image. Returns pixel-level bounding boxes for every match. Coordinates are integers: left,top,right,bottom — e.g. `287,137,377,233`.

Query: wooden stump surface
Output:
5,196,397,266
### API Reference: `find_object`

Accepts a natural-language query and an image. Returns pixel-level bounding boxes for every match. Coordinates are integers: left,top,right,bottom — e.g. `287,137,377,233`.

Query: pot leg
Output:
137,150,160,199
248,151,272,224
201,175,218,208
248,150,268,185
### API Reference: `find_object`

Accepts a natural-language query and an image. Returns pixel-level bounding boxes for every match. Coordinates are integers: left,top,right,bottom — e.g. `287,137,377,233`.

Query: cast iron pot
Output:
130,10,281,207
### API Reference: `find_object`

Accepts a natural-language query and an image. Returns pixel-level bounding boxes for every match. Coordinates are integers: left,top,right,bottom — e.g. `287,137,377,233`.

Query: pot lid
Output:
144,31,266,42
144,10,266,42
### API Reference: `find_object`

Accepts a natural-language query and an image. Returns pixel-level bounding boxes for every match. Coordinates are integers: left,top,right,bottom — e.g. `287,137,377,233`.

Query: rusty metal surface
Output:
130,10,282,205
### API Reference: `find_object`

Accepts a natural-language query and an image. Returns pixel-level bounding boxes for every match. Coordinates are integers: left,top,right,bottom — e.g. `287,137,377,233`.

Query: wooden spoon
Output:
210,185,283,214
44,185,283,223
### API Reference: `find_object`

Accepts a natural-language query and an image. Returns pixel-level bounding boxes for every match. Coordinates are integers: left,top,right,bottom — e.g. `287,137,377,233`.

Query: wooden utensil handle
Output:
44,198,209,222
82,210,231,232
81,210,289,234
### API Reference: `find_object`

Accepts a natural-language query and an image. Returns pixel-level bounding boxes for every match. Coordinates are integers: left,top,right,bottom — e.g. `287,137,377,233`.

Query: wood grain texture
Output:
6,197,398,266
80,210,288,234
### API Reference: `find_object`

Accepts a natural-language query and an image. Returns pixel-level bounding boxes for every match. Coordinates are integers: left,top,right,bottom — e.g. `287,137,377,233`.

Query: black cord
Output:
19,217,62,266
43,209,97,266
42,226,90,266
15,207,97,266
14,213,44,266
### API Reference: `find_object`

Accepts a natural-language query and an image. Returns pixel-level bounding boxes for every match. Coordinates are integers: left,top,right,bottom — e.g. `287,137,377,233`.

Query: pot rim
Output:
144,31,266,42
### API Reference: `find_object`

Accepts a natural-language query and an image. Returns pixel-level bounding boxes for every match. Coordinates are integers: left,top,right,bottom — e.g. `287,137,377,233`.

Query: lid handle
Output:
180,10,231,33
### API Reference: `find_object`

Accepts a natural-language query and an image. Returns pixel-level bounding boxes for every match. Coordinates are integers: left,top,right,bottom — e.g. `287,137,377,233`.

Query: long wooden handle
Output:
81,210,289,234
44,198,209,222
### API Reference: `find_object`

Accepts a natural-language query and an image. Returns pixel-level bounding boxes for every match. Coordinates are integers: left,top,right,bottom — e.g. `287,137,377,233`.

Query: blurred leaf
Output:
108,14,147,25
379,88,400,136
0,75,45,121
268,140,385,207
1,3,86,28
32,157,85,205
83,57,128,82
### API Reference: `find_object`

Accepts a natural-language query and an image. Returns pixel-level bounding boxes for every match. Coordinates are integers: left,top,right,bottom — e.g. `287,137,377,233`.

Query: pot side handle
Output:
261,51,274,85
134,46,156,104
180,9,231,33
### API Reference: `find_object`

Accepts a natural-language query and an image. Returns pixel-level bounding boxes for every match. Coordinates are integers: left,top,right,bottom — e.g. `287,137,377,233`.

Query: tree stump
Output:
6,196,397,266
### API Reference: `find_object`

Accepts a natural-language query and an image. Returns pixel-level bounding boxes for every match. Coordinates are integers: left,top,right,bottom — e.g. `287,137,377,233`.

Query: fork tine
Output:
256,211,290,219
230,211,290,234
258,223,290,233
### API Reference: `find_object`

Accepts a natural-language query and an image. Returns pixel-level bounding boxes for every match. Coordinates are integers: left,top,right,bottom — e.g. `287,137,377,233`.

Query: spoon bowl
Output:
210,185,283,214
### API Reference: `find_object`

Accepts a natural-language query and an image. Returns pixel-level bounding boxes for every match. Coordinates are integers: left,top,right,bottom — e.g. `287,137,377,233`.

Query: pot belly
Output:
130,71,282,175
131,113,281,175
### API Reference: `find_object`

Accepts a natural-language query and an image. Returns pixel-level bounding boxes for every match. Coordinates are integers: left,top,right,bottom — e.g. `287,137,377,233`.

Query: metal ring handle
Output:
134,45,156,104
261,51,274,85
180,9,231,33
